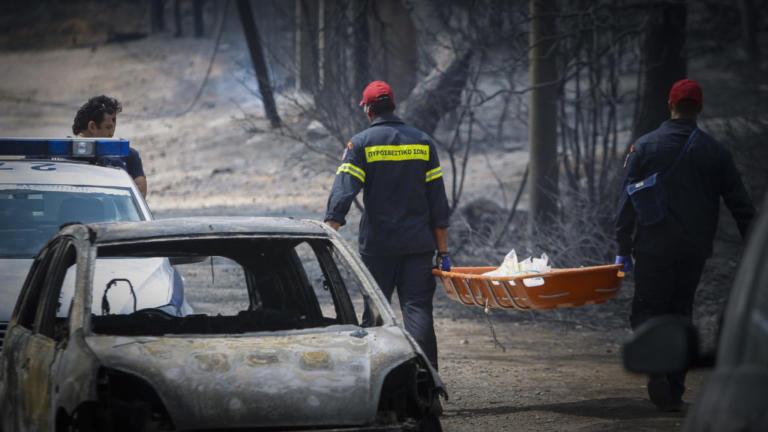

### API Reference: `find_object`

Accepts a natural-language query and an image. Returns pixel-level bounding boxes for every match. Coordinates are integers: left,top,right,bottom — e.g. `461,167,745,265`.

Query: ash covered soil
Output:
2,34,750,431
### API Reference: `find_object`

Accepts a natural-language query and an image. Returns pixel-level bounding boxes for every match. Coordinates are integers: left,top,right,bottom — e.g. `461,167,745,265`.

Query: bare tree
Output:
151,0,165,32
350,0,370,93
470,0,646,262
235,0,651,233
174,0,183,37
402,52,473,137
528,0,559,226
194,0,205,38
400,1,476,136
739,0,760,62
237,0,282,128
631,1,687,142
556,1,643,207
295,0,320,93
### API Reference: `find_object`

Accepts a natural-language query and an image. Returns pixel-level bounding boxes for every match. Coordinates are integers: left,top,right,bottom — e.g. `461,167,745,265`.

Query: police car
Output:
0,138,189,351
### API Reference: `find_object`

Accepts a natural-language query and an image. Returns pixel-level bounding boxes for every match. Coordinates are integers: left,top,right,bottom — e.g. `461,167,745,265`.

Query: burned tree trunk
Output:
350,0,370,94
401,1,473,136
173,0,183,37
739,0,760,63
631,2,687,142
528,0,559,226
294,0,319,93
402,51,473,136
151,0,165,32
367,0,419,107
194,0,205,38
237,0,282,128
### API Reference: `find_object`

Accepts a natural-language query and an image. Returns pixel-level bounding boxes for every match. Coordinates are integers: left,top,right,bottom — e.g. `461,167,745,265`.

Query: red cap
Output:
668,79,703,106
359,80,395,107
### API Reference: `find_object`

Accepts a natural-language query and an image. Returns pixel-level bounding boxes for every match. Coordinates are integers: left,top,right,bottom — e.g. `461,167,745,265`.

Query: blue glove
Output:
436,252,452,272
615,255,633,273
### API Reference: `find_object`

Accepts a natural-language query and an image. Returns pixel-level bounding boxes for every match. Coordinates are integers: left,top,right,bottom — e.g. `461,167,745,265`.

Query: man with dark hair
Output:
324,80,451,369
615,78,755,411
72,95,147,197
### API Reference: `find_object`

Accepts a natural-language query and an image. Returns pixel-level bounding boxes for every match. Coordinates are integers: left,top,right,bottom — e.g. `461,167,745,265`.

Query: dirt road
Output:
436,314,701,431
1,36,708,431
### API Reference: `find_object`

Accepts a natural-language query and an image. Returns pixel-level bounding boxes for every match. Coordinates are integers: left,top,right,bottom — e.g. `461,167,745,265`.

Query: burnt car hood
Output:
0,259,32,321
86,324,430,429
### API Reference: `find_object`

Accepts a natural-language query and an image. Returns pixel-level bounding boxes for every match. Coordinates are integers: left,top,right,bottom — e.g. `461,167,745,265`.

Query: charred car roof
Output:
70,217,331,244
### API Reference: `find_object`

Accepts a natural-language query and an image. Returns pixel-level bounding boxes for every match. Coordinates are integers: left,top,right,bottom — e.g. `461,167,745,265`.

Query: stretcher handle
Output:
432,264,624,281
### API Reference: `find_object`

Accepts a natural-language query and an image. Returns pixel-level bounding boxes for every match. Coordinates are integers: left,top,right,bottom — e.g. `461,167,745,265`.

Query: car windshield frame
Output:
69,234,395,336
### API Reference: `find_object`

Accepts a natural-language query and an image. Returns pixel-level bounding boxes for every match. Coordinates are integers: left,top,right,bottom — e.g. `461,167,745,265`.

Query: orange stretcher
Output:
433,264,624,310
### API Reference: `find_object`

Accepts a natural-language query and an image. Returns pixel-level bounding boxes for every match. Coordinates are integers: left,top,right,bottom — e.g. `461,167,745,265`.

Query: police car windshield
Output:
0,184,142,258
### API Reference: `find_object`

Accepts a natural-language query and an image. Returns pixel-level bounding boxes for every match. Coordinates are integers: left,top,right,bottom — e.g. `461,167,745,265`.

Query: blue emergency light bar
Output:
0,138,130,158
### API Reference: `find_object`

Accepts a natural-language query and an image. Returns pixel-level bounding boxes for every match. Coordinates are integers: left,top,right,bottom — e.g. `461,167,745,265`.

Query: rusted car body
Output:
0,218,444,431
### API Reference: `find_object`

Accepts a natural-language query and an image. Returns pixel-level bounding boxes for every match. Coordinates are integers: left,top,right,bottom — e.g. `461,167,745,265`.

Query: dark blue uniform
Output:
616,118,755,404
100,148,145,179
325,113,450,367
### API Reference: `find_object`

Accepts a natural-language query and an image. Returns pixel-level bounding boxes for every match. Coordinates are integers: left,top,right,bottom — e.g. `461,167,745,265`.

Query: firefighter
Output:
324,80,451,369
615,78,755,411
73,95,148,197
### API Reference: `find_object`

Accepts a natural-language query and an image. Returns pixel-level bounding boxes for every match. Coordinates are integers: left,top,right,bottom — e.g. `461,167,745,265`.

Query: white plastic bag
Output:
483,250,552,286
482,249,520,278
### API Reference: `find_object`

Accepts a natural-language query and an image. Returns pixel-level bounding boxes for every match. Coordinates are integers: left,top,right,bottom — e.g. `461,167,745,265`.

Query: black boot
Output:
647,375,683,412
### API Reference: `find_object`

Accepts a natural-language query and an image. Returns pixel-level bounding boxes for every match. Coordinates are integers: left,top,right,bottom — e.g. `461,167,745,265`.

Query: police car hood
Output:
63,258,185,317
0,258,181,322
85,325,428,429
0,259,33,321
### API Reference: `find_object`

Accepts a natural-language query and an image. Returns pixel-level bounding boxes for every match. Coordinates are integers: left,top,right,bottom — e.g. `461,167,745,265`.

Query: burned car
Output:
0,217,444,431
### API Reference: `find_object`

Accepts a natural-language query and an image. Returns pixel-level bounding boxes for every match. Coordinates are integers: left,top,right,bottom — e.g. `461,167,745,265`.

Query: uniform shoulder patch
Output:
341,141,354,161
623,144,637,168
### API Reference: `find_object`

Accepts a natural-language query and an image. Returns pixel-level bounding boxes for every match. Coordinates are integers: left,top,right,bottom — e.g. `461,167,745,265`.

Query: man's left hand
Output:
436,252,452,272
615,255,633,273
325,220,341,231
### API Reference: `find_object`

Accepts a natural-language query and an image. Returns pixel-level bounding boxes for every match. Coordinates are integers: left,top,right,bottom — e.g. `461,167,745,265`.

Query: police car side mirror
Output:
622,315,699,374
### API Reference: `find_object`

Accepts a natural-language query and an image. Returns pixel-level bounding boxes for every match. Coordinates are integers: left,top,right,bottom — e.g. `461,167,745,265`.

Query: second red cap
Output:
669,79,703,106
360,80,395,107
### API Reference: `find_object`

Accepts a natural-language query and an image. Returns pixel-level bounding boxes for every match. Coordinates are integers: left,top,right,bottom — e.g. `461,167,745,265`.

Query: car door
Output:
683,198,768,431
19,238,76,431
1,240,58,431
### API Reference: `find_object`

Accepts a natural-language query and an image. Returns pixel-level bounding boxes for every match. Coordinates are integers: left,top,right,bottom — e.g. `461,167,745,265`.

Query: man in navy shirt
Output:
72,95,147,197
615,79,754,411
324,81,451,369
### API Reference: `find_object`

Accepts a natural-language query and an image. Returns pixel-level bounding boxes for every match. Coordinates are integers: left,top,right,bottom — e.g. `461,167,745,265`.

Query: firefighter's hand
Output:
615,255,633,273
436,252,452,272
325,220,341,231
